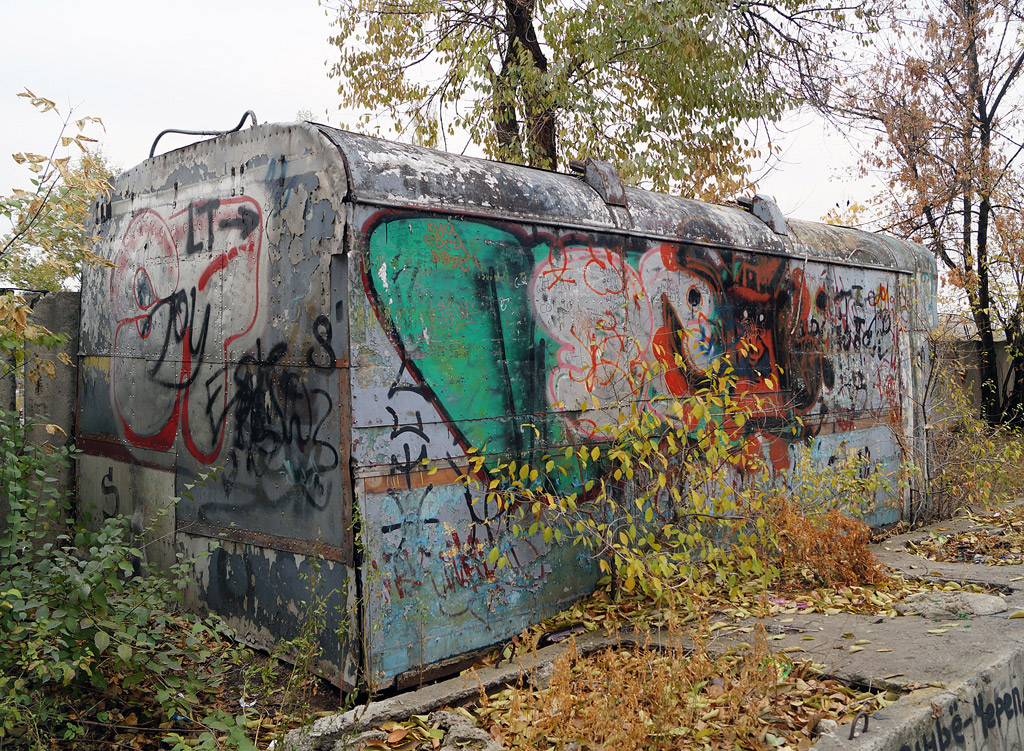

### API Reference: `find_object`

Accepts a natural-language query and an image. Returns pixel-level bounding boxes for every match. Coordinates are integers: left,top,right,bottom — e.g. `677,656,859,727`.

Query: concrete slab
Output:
802,522,1024,751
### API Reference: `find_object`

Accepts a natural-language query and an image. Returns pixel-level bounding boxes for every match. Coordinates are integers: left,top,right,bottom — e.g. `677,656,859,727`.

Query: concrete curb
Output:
815,654,1024,751
283,633,638,751
808,520,1024,751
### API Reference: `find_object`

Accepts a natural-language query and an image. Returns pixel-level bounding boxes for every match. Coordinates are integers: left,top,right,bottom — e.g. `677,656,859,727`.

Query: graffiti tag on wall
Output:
109,196,339,508
361,214,903,474
110,197,265,461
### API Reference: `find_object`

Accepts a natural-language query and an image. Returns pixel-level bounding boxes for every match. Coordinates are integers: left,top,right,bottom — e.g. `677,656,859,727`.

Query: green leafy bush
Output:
0,410,249,749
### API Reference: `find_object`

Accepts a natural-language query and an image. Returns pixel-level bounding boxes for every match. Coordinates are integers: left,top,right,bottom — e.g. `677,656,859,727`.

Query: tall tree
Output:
322,0,869,199
809,0,1024,425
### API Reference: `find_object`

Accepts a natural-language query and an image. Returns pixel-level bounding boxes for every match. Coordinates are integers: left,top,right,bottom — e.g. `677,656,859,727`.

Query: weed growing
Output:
765,499,888,588
0,411,352,750
922,325,1024,519
0,411,255,749
925,419,1024,519
440,350,912,750
240,543,341,739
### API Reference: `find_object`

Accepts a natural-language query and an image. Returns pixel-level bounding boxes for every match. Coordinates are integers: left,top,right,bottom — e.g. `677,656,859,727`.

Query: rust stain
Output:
363,465,463,493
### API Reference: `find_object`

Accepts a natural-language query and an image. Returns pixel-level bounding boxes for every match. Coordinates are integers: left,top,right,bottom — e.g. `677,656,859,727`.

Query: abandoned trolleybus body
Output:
77,122,936,689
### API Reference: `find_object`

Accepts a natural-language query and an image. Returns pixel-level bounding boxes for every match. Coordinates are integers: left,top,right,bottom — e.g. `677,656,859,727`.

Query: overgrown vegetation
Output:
0,412,250,749
469,629,891,751
465,353,894,605
922,323,1024,519
0,419,347,749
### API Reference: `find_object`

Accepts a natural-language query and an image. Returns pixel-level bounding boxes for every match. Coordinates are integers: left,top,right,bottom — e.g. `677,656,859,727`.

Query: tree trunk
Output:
500,0,558,170
964,4,1003,426
973,198,1002,424
973,311,1003,424
494,47,524,164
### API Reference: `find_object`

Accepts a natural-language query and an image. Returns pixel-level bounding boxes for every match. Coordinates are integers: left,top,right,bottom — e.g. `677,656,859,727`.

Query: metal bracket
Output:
738,193,788,236
570,158,627,207
149,110,258,159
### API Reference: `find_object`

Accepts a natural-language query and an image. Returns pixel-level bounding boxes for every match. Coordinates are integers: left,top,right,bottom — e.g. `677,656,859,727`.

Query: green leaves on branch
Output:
0,90,112,388
322,0,861,199
0,90,112,292
460,353,895,603
0,411,243,748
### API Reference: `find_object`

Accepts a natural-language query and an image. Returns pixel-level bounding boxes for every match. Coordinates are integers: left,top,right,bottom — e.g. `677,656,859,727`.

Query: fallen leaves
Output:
906,506,1024,565
367,717,447,750
463,630,887,751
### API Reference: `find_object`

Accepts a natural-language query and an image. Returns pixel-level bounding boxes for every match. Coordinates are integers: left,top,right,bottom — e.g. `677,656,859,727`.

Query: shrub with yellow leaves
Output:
461,349,894,606
0,90,111,385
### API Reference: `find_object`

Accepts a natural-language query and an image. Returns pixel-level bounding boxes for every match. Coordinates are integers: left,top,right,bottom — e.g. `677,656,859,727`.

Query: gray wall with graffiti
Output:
77,123,936,690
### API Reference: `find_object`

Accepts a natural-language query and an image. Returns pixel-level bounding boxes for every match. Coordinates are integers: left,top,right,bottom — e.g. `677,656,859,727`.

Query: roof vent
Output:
738,194,788,236
569,159,627,207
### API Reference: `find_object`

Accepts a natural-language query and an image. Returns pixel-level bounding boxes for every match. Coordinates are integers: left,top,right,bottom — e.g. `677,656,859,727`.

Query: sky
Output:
0,0,874,224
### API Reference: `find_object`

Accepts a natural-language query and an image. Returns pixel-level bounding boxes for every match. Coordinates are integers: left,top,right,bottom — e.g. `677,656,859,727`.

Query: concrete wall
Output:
26,291,80,491
927,337,1013,420
0,290,80,441
0,290,80,542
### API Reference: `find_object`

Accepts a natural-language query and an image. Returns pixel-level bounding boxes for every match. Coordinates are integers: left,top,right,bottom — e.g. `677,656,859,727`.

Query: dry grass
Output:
469,626,880,751
768,499,889,588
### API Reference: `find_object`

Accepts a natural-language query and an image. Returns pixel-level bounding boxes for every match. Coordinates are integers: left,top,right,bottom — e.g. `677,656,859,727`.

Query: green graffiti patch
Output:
365,217,564,456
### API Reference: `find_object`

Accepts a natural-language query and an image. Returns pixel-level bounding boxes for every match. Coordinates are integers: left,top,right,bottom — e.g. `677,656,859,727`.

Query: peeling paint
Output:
78,122,936,692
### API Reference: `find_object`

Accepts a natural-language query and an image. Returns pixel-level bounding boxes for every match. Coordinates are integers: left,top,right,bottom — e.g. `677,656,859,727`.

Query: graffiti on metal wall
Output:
355,212,908,680
365,348,552,598
110,197,264,461
356,294,588,682
361,214,903,473
108,196,338,508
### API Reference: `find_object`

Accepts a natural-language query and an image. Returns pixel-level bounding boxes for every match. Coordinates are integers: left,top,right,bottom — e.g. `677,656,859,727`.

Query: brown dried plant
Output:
472,623,879,751
768,499,888,588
